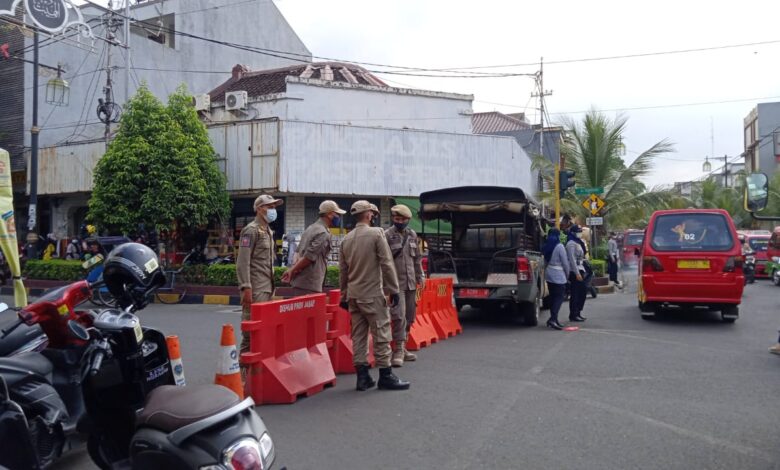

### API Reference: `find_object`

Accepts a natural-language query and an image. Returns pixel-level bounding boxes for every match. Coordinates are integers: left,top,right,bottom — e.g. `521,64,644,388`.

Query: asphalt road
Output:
8,272,780,470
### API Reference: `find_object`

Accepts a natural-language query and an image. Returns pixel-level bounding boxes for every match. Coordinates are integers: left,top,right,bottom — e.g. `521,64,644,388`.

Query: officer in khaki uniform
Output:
385,204,425,367
236,194,283,357
282,200,346,295
339,200,410,391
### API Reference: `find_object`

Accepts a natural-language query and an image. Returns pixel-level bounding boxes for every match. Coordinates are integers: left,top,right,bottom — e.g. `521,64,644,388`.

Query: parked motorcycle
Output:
0,302,48,356
0,243,279,470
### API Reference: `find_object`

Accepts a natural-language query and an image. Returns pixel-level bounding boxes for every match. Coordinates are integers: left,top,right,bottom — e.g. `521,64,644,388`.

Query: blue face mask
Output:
394,222,408,231
265,208,278,223
331,215,341,227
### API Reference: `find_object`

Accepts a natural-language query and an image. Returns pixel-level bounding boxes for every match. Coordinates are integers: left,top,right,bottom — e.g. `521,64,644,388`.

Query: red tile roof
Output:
209,62,389,102
471,111,531,134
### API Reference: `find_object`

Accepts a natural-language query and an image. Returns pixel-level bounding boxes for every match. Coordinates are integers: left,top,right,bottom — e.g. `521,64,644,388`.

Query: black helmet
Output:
103,242,166,309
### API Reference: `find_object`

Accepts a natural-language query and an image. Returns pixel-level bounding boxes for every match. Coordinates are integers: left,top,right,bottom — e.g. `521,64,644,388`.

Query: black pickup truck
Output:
419,186,546,325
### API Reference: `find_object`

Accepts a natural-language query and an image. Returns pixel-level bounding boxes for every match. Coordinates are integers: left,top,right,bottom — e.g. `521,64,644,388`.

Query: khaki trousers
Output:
350,296,392,368
390,289,418,342
240,290,273,353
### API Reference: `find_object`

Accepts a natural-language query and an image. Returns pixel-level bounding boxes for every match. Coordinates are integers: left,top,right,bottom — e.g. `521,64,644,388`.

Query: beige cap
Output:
319,200,346,215
390,204,412,219
369,203,380,215
350,200,373,215
253,194,283,210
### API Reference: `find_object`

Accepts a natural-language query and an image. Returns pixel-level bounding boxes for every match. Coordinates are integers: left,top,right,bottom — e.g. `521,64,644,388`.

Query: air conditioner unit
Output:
225,90,248,111
193,93,210,112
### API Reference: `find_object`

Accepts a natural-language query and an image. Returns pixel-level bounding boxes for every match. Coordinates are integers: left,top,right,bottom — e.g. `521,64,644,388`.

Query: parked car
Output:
622,229,644,266
419,186,545,325
766,226,780,286
637,209,744,322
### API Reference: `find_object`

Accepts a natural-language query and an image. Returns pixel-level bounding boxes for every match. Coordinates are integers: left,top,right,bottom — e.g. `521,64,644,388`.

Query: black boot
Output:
355,365,376,391
377,367,410,390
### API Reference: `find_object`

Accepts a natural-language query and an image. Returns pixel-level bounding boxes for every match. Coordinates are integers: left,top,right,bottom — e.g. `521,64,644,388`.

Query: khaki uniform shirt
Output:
236,217,276,293
385,226,424,291
290,219,331,293
339,223,399,302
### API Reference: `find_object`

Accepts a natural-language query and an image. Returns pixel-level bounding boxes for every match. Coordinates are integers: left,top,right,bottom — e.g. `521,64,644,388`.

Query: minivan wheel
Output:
721,304,739,323
773,270,780,287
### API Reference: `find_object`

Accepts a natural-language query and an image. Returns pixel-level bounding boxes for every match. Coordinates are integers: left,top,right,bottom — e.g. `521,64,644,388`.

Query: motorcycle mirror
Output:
0,302,8,314
68,320,90,341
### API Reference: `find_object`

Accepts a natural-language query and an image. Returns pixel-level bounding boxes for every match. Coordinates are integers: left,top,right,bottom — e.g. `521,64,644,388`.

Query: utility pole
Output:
124,0,130,103
723,154,729,188
27,31,39,234
531,58,553,222
98,3,122,149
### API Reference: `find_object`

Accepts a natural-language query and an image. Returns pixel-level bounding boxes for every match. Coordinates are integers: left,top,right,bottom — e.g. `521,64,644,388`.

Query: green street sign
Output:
575,187,604,195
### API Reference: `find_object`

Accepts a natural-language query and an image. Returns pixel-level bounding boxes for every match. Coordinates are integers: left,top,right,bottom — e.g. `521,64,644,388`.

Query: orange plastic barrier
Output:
430,278,462,338
240,294,336,404
325,290,375,374
407,284,439,351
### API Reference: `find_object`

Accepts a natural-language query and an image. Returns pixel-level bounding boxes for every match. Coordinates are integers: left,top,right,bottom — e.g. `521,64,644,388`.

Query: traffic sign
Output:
575,187,604,195
581,194,606,216
586,217,604,226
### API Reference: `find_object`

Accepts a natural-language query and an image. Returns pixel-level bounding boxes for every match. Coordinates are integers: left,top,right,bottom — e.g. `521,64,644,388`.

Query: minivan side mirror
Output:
744,173,769,213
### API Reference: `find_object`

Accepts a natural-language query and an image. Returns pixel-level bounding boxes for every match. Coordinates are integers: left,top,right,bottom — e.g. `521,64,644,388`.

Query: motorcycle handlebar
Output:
90,348,106,376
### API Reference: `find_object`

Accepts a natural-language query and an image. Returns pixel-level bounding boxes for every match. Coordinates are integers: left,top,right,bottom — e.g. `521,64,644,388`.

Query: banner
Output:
0,148,27,307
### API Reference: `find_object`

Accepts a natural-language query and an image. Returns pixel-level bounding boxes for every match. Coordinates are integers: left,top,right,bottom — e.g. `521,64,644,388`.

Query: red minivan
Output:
622,229,644,266
637,209,744,322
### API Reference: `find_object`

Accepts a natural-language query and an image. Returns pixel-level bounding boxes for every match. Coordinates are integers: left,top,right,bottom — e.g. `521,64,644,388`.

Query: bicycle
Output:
154,265,188,304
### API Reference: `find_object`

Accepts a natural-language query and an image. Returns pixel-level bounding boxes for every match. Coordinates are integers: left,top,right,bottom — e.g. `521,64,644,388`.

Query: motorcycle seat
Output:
0,352,54,384
137,384,241,433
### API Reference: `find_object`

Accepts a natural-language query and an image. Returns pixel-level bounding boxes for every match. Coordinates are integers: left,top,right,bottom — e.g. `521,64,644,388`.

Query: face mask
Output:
371,216,379,227
265,208,278,223
394,222,408,231
331,215,341,227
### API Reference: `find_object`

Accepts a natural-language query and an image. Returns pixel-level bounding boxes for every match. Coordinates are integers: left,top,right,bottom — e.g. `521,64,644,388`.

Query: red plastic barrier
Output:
407,284,439,351
240,294,336,404
438,278,463,336
325,290,374,374
426,279,451,340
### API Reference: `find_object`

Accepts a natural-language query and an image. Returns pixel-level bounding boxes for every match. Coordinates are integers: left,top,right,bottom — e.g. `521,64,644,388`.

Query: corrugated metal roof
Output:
209,62,389,102
471,111,531,134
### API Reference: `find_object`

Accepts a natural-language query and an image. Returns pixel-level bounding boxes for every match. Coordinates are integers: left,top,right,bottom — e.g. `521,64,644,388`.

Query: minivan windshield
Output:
625,233,644,246
748,238,769,252
650,213,733,251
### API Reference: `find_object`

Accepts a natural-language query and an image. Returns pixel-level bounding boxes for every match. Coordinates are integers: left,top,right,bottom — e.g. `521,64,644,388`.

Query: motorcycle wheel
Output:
87,435,116,470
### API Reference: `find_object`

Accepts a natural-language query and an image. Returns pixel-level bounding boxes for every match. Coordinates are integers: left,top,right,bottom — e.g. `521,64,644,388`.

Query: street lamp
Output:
702,156,712,173
45,65,70,106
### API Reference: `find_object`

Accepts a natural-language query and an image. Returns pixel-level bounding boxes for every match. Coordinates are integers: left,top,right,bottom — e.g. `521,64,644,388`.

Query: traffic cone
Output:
166,335,186,386
214,324,244,399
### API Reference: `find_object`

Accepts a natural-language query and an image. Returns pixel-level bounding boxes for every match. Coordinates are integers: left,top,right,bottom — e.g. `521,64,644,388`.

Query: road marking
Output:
531,382,775,463
581,328,755,356
215,308,242,314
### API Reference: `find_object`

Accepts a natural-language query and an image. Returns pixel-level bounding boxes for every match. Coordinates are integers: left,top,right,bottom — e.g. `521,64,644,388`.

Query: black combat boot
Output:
355,365,376,391
377,367,410,390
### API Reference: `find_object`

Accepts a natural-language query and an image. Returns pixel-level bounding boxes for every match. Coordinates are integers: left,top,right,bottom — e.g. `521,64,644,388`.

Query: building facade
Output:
744,102,780,175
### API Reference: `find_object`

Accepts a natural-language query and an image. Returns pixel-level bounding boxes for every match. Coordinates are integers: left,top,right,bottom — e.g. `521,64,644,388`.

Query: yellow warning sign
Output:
581,194,605,216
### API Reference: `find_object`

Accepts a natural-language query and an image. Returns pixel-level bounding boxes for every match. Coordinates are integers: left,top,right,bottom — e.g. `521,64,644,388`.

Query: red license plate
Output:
459,288,489,298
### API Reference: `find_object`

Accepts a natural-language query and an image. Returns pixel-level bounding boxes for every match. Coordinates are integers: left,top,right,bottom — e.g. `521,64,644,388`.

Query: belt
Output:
547,265,564,271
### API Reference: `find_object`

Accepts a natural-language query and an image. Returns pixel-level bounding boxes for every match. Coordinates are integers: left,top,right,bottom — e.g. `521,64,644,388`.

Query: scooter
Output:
0,280,279,470
744,252,756,284
0,302,48,356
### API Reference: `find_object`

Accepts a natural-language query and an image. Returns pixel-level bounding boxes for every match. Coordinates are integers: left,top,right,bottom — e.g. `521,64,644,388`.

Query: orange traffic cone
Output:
214,324,244,399
166,335,186,386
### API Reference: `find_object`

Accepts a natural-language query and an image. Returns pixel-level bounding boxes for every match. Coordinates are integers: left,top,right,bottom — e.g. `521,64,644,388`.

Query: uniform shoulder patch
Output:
241,235,251,247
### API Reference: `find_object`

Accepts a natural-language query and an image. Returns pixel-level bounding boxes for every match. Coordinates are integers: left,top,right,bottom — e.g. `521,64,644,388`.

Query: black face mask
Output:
394,222,408,231
371,216,379,227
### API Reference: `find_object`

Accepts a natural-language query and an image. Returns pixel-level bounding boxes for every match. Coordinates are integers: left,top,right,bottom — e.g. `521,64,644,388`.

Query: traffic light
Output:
558,169,576,198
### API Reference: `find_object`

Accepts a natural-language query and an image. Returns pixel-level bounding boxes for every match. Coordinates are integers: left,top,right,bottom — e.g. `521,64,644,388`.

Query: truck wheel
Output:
721,304,738,323
521,299,540,327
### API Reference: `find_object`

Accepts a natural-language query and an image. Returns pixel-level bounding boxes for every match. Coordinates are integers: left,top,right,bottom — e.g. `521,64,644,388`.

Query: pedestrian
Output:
566,224,587,322
236,194,283,369
65,238,82,260
607,231,623,289
384,204,425,367
282,200,346,295
339,200,409,391
369,203,380,227
769,331,780,355
42,233,57,260
543,228,571,330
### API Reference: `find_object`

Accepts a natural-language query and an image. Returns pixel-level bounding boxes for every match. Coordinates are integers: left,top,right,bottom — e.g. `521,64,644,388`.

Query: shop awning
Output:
393,197,452,235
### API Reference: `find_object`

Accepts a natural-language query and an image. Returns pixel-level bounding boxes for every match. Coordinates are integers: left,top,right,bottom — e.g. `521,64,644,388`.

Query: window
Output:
748,238,768,252
650,213,733,252
626,233,644,246
131,13,176,49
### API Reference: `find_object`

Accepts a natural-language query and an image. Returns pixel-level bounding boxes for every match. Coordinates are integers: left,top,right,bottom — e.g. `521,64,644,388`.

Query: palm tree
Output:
532,109,683,229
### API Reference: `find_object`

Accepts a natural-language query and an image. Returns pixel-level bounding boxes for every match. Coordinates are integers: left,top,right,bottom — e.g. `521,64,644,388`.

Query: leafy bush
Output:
204,264,340,287
24,260,85,281
590,259,606,277
591,241,609,261
180,264,208,285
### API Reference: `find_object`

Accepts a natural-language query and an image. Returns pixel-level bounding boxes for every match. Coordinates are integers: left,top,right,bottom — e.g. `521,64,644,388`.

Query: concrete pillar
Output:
285,195,306,234
380,197,391,228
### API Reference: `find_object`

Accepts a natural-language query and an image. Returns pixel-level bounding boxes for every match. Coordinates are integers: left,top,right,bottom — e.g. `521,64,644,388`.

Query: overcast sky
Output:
273,0,780,188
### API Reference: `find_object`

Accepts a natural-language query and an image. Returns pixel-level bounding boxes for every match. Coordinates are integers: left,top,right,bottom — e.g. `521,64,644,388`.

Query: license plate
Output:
459,288,489,298
677,260,710,269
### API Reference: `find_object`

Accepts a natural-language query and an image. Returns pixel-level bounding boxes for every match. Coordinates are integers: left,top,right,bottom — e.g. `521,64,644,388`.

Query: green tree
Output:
89,84,231,234
533,109,683,229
